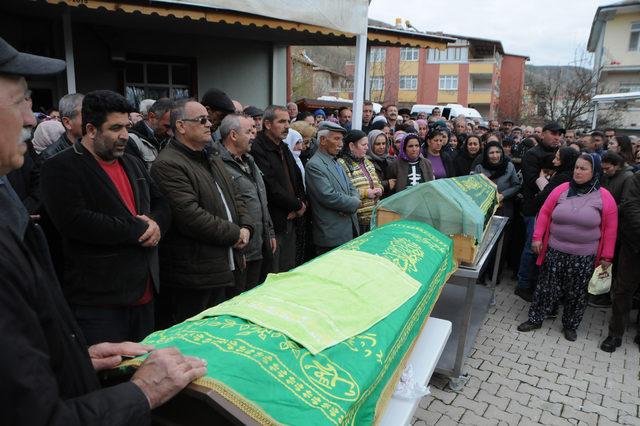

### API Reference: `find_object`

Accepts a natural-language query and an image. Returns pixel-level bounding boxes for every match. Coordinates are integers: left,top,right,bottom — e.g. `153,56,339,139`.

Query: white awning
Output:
153,0,369,35
592,91,640,103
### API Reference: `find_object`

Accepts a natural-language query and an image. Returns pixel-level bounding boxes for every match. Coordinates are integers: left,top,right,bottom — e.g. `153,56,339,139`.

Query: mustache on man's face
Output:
19,128,31,145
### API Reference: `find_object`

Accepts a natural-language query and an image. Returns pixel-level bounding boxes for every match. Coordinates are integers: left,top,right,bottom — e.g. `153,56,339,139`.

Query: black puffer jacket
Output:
521,143,558,216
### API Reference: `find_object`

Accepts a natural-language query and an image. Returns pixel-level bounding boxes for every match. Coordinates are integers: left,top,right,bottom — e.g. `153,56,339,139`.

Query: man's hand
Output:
233,227,251,249
88,341,154,372
270,237,277,254
295,201,307,218
131,347,207,410
137,214,161,247
388,179,396,190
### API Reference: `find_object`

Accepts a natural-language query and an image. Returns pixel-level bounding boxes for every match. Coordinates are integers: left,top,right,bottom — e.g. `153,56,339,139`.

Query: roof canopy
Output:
592,91,640,103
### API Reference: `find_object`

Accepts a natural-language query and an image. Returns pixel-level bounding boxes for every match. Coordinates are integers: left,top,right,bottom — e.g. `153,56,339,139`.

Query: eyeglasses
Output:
179,116,210,125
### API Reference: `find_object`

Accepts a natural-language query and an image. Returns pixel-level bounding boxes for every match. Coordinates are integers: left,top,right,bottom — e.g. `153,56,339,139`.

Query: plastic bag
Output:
588,265,611,295
393,364,431,400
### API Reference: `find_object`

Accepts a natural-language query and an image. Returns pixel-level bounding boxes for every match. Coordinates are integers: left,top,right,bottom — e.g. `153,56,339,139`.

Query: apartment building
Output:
365,22,527,121
588,0,640,130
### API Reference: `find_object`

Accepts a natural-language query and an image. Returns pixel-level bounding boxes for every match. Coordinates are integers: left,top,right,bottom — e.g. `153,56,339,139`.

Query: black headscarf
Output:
555,147,579,174
480,141,509,179
568,153,602,198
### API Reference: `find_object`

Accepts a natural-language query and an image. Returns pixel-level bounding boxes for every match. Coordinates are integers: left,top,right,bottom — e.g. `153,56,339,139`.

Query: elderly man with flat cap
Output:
305,121,361,255
0,37,206,425
244,105,264,132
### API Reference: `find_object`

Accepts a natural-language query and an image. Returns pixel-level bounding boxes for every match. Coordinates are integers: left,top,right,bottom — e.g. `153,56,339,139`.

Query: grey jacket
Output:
473,161,521,219
220,145,275,261
305,149,360,248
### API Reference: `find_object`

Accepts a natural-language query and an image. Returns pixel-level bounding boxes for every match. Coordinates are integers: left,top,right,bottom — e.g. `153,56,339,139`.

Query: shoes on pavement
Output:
563,328,577,342
515,287,533,302
600,335,622,353
517,321,541,332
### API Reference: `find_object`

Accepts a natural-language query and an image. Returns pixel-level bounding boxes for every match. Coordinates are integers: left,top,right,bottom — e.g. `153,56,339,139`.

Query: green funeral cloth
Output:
118,220,456,426
371,174,498,242
189,250,422,355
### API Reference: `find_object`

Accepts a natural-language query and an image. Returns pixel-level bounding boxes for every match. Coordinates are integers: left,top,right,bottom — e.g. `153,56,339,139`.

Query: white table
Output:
378,317,453,426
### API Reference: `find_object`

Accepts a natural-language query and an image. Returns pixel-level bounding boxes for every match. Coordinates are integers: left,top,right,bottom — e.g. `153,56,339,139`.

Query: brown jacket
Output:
151,139,252,288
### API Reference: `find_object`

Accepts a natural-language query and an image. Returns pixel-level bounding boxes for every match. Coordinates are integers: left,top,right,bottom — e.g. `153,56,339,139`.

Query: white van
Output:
410,104,438,116
410,103,483,120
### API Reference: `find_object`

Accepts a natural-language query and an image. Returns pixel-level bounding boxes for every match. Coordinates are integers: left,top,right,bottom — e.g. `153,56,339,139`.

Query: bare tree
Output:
523,49,620,130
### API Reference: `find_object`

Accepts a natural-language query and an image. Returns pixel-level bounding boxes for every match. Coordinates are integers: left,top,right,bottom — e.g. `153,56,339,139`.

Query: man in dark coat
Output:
41,90,171,345
151,99,253,325
0,36,206,426
515,122,563,301
251,105,307,272
601,172,640,352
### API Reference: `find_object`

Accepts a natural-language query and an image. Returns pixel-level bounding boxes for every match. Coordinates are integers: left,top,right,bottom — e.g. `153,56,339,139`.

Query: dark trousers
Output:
315,245,337,256
609,244,640,337
167,286,227,325
245,259,264,290
73,302,154,345
517,215,538,290
274,221,297,272
528,248,595,331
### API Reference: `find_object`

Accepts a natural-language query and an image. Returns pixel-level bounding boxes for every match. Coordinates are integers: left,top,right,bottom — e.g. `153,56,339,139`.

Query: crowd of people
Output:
2,36,640,424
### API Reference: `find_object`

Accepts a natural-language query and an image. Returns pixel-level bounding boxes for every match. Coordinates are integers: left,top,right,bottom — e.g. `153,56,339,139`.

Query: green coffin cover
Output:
119,220,456,425
371,174,498,242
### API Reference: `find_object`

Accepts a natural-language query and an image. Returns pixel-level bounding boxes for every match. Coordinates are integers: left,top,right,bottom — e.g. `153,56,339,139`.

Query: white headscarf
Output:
283,129,305,186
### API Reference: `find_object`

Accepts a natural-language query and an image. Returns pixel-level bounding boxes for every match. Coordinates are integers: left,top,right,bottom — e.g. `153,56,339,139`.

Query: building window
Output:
370,48,386,63
619,83,640,93
400,47,420,61
439,75,458,90
629,22,640,51
124,60,192,109
399,75,418,90
427,47,469,63
370,76,384,91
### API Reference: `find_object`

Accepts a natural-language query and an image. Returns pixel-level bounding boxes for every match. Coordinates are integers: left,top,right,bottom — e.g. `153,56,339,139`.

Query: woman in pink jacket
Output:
517,153,618,341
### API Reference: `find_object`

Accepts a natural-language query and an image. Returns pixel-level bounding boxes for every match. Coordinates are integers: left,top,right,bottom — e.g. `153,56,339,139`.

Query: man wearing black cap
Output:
201,88,235,138
515,121,564,301
305,122,360,254
0,36,206,425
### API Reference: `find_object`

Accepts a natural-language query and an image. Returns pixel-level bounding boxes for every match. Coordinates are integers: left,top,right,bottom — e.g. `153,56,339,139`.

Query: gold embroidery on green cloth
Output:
382,237,424,273
343,259,454,425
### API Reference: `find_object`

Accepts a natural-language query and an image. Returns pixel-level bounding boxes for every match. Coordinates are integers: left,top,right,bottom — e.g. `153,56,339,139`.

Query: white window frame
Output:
427,47,468,63
399,75,418,90
370,76,384,91
400,47,420,61
370,48,386,63
629,22,640,51
439,75,458,91
124,60,192,109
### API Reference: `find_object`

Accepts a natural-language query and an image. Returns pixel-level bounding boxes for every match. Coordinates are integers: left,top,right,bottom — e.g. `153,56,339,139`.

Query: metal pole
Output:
62,9,76,93
592,102,598,130
351,32,368,130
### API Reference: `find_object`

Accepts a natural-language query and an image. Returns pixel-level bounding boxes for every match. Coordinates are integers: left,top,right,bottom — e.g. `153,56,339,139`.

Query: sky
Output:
368,0,614,65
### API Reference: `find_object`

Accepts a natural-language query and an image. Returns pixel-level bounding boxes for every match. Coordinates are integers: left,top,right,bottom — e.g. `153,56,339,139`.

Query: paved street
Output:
413,276,640,425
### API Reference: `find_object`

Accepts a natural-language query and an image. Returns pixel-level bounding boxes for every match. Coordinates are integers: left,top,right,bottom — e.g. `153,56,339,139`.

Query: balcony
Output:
469,62,494,74
467,91,492,104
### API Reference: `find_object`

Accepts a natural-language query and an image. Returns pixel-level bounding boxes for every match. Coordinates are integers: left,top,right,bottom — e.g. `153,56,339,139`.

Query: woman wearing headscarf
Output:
453,134,482,176
518,153,618,342
531,147,580,213
366,129,395,196
423,128,455,179
473,141,520,219
338,130,384,233
283,128,306,186
386,133,434,193
32,119,65,155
